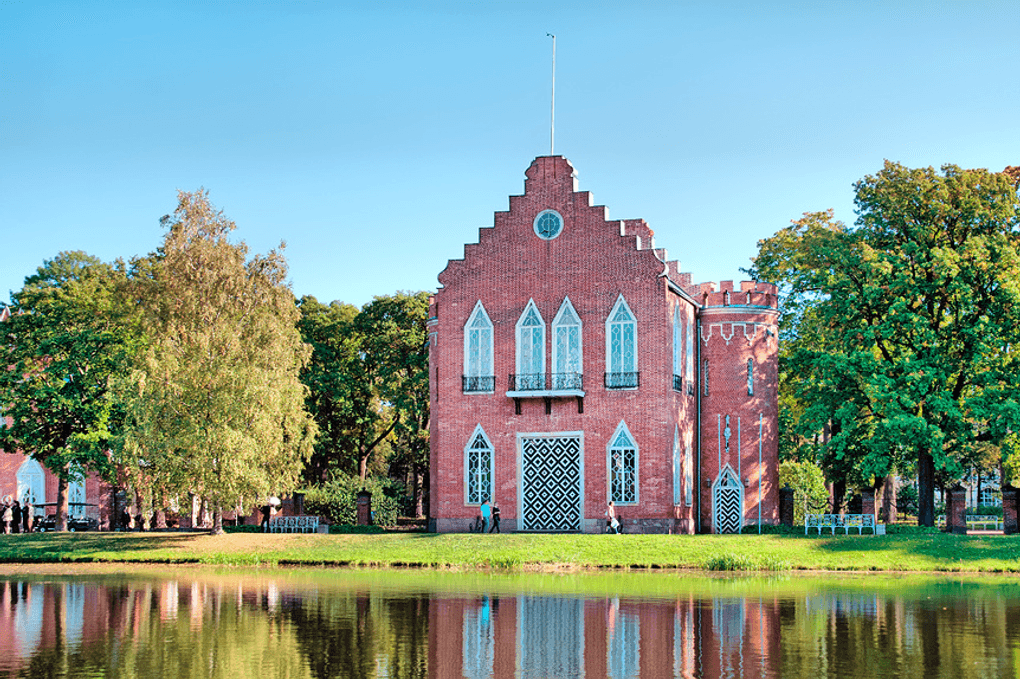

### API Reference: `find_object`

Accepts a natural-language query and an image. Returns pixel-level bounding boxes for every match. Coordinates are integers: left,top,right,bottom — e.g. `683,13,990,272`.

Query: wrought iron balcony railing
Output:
462,375,496,393
605,372,640,389
507,373,584,392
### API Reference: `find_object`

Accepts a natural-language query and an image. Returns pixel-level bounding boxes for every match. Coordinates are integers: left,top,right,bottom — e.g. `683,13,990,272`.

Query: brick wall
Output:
430,156,778,533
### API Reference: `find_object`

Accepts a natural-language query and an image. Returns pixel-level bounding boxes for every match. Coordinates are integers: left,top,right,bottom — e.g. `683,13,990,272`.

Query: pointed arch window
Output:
747,359,754,396
672,426,682,505
514,300,546,391
605,296,638,389
686,313,695,395
465,426,494,505
463,302,494,393
552,298,583,390
608,421,638,504
672,306,683,392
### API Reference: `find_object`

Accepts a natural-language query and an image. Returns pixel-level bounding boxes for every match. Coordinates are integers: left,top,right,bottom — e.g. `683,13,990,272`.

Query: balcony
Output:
605,372,640,389
507,372,585,414
507,372,584,396
462,375,496,393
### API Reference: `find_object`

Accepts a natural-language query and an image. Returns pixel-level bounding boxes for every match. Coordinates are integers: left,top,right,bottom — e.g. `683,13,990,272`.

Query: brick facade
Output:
429,156,778,533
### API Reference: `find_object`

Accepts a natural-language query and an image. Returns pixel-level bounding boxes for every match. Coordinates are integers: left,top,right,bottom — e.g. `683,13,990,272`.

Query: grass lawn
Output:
2,531,1020,572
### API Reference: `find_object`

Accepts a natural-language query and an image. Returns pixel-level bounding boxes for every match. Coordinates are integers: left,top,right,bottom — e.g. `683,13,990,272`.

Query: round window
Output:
533,210,563,240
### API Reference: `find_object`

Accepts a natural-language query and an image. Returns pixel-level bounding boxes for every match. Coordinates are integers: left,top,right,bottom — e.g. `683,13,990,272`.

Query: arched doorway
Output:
16,458,46,513
712,465,743,534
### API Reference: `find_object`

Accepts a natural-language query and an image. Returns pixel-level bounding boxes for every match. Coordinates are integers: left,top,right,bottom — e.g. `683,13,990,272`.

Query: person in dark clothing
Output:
22,501,32,533
260,504,272,533
11,502,20,534
489,504,501,533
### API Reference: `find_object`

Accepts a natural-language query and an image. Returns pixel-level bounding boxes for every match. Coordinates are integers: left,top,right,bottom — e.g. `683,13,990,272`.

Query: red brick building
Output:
428,156,778,534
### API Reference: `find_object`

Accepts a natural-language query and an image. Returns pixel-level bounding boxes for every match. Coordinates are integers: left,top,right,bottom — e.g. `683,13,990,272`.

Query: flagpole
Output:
547,33,555,155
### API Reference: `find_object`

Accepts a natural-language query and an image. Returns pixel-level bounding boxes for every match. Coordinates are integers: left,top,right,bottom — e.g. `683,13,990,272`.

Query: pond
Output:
1,565,1018,678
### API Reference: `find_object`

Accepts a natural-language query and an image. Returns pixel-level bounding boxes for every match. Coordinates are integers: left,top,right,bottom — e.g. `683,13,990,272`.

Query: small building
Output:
428,156,779,533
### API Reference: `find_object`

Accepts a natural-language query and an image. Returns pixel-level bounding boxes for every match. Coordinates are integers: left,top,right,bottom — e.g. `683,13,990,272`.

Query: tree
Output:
751,163,1020,526
298,291,430,503
358,292,430,515
0,252,132,530
122,190,317,532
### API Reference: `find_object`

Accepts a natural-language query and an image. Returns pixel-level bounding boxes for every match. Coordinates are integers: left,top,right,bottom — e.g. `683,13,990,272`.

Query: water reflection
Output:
0,569,1019,678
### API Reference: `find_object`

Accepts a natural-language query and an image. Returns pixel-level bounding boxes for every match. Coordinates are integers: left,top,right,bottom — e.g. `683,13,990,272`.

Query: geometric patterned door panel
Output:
712,465,743,534
520,435,582,531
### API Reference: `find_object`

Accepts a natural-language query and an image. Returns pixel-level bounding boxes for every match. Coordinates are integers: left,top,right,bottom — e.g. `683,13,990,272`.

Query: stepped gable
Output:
437,156,666,289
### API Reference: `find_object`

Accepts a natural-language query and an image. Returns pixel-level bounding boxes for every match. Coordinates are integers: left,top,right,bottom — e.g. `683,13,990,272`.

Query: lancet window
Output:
463,302,494,393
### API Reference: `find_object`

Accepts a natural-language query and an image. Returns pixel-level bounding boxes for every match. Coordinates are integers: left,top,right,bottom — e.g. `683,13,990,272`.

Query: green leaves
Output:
752,162,1020,523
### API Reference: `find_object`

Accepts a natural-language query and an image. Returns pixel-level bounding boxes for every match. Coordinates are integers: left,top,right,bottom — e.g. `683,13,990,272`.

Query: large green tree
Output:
122,190,317,532
358,292,430,515
0,251,133,530
752,162,1020,526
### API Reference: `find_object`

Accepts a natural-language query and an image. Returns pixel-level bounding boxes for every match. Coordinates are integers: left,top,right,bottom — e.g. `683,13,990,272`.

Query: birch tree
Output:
123,190,316,532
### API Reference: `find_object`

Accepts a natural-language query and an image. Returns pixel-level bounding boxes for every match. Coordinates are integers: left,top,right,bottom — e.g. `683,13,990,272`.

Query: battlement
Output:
698,280,778,309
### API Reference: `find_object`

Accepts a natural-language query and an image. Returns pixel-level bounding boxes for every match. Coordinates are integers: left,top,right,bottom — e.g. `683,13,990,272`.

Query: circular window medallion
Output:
533,209,563,240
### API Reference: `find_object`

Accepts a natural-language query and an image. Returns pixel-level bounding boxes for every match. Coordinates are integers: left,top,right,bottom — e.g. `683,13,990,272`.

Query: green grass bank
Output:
3,531,1020,572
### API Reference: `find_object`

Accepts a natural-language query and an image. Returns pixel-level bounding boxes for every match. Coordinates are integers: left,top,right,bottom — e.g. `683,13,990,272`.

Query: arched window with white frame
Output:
672,426,682,505
608,421,638,504
515,300,546,390
552,298,583,390
463,301,494,393
685,311,694,395
672,306,682,392
465,426,494,505
605,295,637,389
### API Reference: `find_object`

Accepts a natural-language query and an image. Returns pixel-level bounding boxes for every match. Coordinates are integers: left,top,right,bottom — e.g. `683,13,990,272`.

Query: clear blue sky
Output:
3,1,1018,308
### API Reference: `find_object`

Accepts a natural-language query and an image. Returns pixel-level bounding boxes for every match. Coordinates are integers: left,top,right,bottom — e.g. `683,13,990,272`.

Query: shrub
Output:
966,504,1003,517
304,472,403,527
224,525,262,533
779,460,829,525
884,524,941,534
897,484,919,517
740,523,801,535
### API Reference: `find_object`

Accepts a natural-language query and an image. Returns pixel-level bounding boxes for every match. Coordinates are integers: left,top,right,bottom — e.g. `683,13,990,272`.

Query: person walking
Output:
11,501,20,534
489,503,501,533
480,499,492,534
23,501,33,533
605,501,621,534
260,504,272,533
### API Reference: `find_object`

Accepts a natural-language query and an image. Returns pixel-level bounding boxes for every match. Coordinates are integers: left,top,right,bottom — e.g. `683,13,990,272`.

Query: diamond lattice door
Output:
520,436,582,531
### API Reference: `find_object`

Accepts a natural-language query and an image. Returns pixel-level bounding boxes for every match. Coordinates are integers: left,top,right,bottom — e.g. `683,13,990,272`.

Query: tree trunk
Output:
832,479,846,515
359,452,369,481
56,473,69,532
883,474,898,524
413,468,424,519
918,448,935,527
211,506,224,534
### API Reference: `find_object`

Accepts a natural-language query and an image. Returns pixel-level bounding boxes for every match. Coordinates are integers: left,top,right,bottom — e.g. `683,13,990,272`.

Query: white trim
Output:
463,301,494,392
607,420,639,505
672,305,682,389
533,209,564,240
515,299,546,388
464,425,495,506
605,294,637,385
672,425,682,506
516,430,585,532
552,297,583,380
712,465,744,534
16,458,46,507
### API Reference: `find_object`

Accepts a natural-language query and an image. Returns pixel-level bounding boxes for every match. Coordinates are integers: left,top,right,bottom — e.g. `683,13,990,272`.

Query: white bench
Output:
937,514,1003,530
268,515,320,533
805,513,877,535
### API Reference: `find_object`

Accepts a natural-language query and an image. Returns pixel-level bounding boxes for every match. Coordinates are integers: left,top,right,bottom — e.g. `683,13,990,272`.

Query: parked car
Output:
33,502,99,531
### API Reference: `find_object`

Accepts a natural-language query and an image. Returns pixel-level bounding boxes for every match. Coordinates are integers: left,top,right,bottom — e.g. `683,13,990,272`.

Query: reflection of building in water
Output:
431,592,782,678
